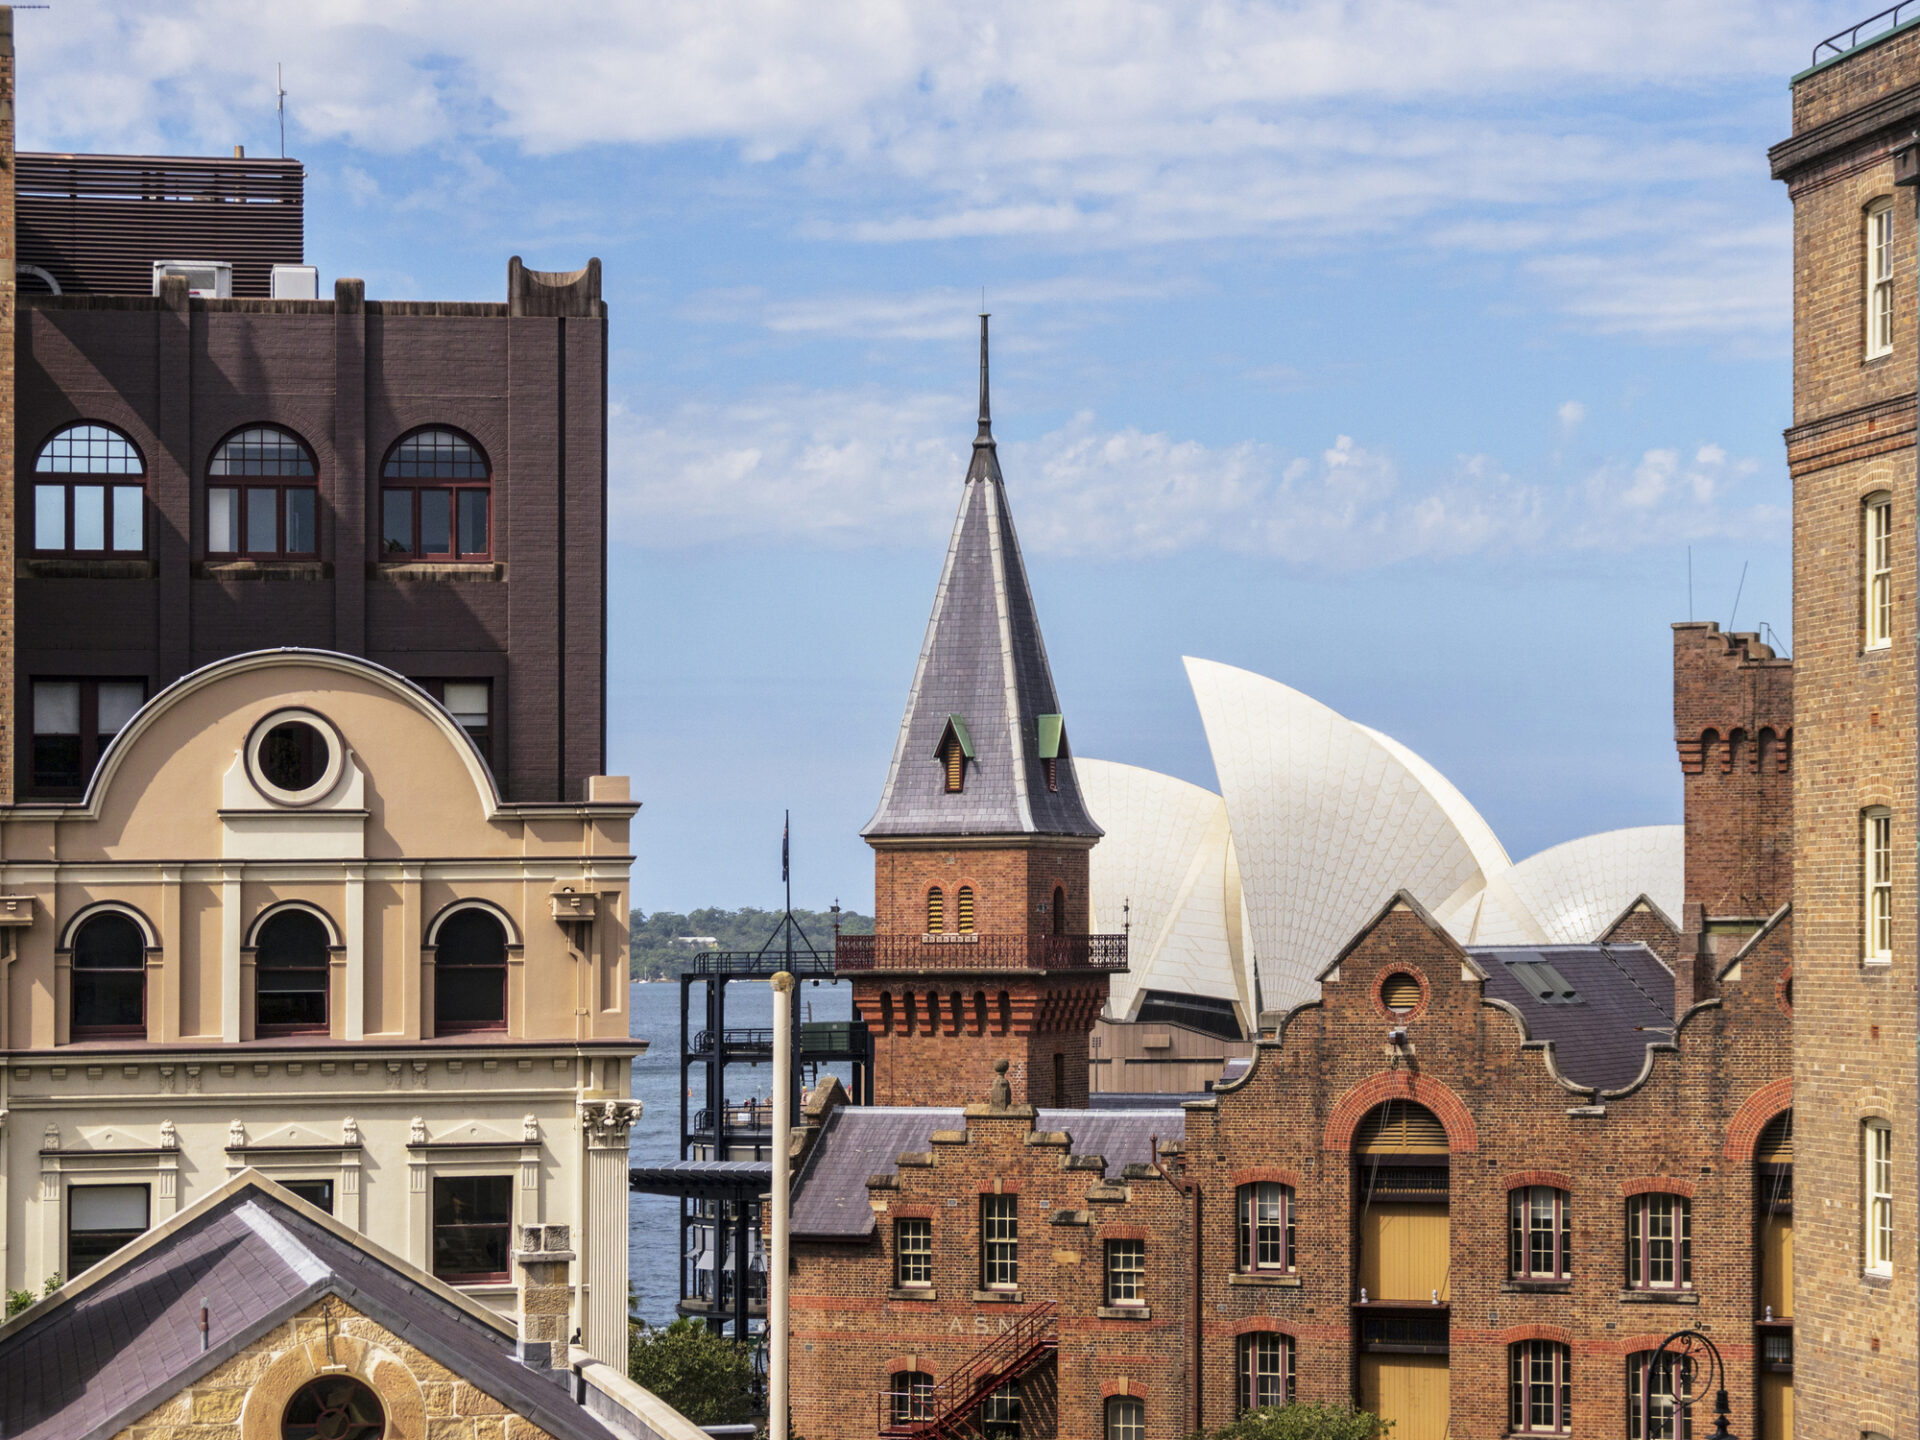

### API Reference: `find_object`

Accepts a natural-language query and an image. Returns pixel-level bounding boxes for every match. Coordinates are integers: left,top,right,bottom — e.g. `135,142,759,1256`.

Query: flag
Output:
782,812,790,884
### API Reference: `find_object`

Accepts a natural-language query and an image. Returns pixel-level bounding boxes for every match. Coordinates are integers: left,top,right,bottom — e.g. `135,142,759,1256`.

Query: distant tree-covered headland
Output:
629,906,874,979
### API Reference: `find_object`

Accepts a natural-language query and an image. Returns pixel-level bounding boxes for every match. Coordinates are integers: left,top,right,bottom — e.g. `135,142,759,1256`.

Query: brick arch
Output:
1100,1379,1151,1400
1230,1317,1298,1338
1496,1323,1571,1347
1321,1071,1478,1153
1504,1170,1574,1192
1621,1176,1696,1199
887,1355,937,1376
1597,1332,1678,1359
1231,1166,1302,1191
1723,1078,1793,1162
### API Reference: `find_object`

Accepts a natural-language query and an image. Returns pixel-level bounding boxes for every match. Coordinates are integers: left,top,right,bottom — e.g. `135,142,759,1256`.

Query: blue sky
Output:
30,2,1840,913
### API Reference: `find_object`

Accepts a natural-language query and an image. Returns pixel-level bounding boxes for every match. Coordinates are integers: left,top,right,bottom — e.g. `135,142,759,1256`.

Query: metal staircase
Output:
877,1301,1058,1438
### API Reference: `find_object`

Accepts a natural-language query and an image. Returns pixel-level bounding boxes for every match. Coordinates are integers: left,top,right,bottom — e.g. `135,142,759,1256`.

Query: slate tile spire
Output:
863,315,1101,839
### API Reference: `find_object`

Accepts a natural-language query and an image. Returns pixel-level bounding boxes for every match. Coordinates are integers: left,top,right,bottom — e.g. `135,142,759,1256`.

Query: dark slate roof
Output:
863,317,1102,840
1471,942,1675,1094
790,1105,1185,1239
0,1179,618,1440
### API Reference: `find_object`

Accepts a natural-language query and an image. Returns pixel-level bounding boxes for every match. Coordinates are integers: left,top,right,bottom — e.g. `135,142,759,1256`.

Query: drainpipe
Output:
770,972,794,1440
1900,131,1920,1385
1151,1135,1202,1433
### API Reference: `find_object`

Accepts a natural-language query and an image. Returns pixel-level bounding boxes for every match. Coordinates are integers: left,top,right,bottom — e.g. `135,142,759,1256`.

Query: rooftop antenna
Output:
1728,559,1749,632
276,63,286,159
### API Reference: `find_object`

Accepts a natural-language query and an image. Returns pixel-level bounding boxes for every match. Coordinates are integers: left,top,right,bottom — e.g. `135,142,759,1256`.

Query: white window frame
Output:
1867,493,1894,650
1866,1119,1894,1277
1104,1238,1145,1306
1869,198,1896,360
981,1195,1018,1290
1866,808,1894,965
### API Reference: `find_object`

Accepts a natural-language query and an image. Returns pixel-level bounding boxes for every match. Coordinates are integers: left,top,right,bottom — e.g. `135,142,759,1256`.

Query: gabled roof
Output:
863,318,1101,840
1473,942,1675,1094
0,1171,618,1440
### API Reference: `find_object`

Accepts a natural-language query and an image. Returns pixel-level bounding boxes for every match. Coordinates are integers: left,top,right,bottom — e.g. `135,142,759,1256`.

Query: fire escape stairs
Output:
877,1300,1059,1439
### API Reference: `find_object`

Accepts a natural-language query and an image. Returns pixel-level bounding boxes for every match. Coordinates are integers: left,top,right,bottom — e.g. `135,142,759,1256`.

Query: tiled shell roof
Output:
863,318,1101,840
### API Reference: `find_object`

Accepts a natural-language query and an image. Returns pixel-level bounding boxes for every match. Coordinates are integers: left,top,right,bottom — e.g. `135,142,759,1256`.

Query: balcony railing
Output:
833,932,1127,973
1812,2,1920,67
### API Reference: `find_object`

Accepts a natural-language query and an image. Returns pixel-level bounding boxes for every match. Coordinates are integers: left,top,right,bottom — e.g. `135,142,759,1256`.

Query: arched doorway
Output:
1754,1109,1792,1440
1353,1099,1450,1440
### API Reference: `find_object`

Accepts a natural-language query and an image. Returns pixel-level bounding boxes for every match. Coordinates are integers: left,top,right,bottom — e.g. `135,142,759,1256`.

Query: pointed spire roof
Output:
863,316,1102,841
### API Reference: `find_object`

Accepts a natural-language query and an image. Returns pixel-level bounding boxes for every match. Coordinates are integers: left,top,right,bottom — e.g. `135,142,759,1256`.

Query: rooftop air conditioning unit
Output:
270,264,319,300
150,260,231,298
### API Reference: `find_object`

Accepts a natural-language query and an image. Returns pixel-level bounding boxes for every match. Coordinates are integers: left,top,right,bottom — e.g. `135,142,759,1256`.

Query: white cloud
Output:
1557,401,1586,428
612,386,1785,564
15,1,1820,341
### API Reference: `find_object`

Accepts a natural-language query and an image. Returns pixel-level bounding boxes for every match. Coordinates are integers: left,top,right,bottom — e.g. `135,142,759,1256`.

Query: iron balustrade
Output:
691,1100,776,1136
1813,1,1920,66
688,949,838,977
833,933,1128,973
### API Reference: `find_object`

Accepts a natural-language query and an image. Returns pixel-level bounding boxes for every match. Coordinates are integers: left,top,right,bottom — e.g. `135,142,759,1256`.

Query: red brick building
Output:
786,325,1797,1440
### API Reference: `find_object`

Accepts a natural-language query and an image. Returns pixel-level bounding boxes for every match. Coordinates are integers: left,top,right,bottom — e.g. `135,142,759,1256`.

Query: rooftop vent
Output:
1505,959,1581,1005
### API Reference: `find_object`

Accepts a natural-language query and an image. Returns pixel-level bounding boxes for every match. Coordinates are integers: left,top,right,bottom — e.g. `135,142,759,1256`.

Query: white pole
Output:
770,971,794,1440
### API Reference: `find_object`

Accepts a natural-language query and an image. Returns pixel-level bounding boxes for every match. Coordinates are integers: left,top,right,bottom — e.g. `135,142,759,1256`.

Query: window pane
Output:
35,680,80,736
35,485,65,550
211,426,314,477
285,487,317,553
209,487,239,552
97,681,144,736
73,969,145,1031
443,682,489,727
420,490,452,555
458,489,488,554
37,424,142,475
72,485,105,550
382,490,413,554
108,486,142,551
246,487,278,552
384,428,488,479
71,1183,148,1231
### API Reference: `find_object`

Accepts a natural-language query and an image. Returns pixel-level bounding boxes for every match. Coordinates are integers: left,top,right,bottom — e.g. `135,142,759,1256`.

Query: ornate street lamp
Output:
1651,1329,1738,1439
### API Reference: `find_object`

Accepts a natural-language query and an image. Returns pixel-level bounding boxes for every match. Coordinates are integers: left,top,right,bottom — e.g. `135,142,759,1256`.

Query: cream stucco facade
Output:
0,649,641,1366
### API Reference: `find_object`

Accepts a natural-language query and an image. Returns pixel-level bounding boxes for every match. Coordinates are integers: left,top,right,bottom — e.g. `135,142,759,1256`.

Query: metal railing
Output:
1812,1,1920,66
691,1100,776,1134
834,933,1127,973
877,1301,1058,1438
689,949,838,978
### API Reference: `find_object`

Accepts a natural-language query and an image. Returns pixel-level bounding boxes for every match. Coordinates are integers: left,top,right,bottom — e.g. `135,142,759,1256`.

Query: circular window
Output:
246,709,344,805
282,1376,385,1440
1380,971,1422,1014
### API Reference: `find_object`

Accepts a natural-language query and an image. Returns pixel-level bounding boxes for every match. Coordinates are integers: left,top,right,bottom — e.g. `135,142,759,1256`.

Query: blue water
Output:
626,976,855,1324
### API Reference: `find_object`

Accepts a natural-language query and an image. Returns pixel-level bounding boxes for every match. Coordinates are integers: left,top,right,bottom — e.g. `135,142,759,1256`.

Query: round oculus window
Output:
246,709,344,805
1380,971,1422,1014
281,1376,385,1440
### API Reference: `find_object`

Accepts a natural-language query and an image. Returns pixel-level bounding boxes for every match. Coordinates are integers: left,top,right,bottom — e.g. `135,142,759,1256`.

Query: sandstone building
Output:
1770,12,1920,1437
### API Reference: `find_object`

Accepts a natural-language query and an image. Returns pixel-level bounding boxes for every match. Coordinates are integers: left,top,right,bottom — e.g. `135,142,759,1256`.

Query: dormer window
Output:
937,715,974,794
1037,713,1065,793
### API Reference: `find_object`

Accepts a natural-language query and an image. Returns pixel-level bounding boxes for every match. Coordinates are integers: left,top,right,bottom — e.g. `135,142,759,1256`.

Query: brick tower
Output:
1670,621,1793,1011
838,316,1124,1108
1772,25,1920,1438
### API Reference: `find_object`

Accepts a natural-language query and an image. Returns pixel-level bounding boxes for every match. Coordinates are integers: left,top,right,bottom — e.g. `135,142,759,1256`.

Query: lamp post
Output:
1651,1329,1737,1439
769,972,794,1440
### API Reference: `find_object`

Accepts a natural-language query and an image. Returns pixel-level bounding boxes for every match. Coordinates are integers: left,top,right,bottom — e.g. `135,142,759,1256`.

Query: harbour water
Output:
626,976,855,1324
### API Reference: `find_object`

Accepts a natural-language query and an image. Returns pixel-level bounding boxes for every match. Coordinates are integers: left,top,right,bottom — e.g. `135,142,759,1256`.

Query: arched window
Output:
208,426,317,557
1236,1332,1294,1413
283,1376,385,1440
434,908,508,1034
255,909,331,1035
1510,1186,1571,1280
1627,1349,1689,1439
1626,1193,1691,1290
1865,807,1894,963
70,911,147,1040
890,1372,934,1426
927,887,945,933
33,423,145,555
1509,1340,1570,1434
381,427,491,560
1052,885,1065,936
956,886,975,933
1104,1396,1145,1440
1866,491,1894,649
1236,1182,1295,1273
1868,196,1896,359
1866,1119,1894,1276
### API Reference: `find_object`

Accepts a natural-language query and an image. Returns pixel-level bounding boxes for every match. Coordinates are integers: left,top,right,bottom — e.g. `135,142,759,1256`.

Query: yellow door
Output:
1759,1212,1792,1319
1758,1370,1793,1440
1358,1353,1449,1440
1357,1203,1450,1302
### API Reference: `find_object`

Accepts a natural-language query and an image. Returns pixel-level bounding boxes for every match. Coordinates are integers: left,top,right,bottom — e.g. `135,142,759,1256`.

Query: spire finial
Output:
975,311,993,447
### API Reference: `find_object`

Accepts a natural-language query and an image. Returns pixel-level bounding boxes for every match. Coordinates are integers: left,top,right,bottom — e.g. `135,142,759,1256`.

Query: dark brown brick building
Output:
6,153,607,804
786,334,1797,1438
1770,14,1920,1438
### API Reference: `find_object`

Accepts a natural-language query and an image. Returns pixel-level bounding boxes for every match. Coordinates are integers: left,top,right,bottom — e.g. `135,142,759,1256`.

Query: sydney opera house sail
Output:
1085,658,1682,1026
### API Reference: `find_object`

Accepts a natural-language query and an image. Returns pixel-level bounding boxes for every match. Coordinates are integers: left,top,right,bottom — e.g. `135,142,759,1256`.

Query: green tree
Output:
627,1318,760,1425
1192,1403,1388,1440
628,906,872,980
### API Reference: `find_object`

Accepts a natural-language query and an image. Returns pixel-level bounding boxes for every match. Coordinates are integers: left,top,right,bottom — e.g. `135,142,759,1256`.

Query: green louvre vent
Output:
1036,714,1064,760
1506,961,1581,1005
